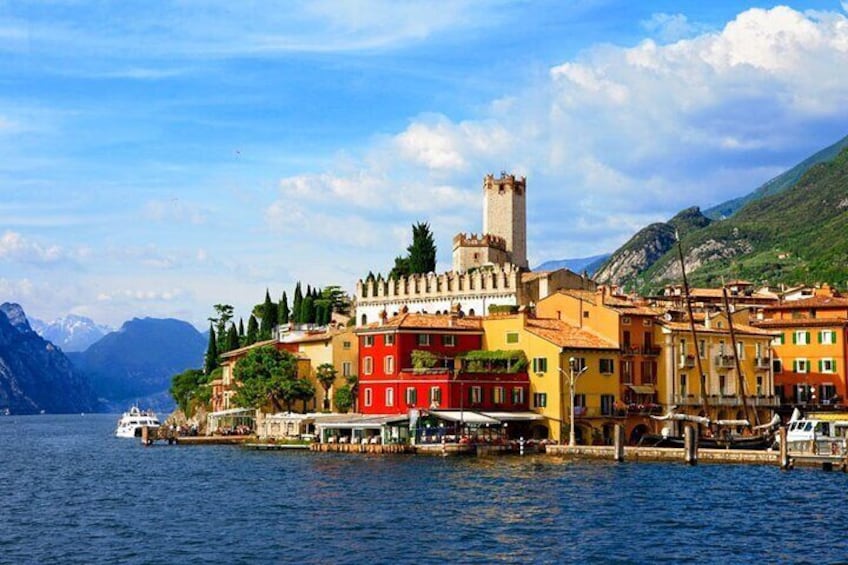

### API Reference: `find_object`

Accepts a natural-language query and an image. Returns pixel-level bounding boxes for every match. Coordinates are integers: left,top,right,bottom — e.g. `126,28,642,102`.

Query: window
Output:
343,341,351,350
679,374,687,397
512,387,525,405
736,342,744,360
643,319,652,327
773,359,782,373
384,334,395,346
533,392,547,408
773,334,785,346
621,360,633,383
532,357,548,374
430,386,442,405
384,356,394,375
821,358,836,373
574,394,586,407
819,330,837,345
364,388,373,407
342,361,352,377
363,356,373,375
622,316,631,325
493,386,505,405
719,374,727,395
442,335,456,347
583,311,589,318
794,358,809,373
796,384,811,403
406,387,417,405
385,388,394,407
642,361,657,384
622,330,631,347
570,357,587,372
793,331,810,345
506,331,519,344
822,384,837,403
417,333,431,346
469,386,482,405
698,340,706,357
599,358,614,374
364,335,374,347
756,376,763,396
601,394,615,416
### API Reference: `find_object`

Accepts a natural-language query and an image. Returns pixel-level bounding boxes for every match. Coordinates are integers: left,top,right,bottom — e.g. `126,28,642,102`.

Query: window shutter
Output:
819,359,823,372
793,360,798,372
818,331,822,344
805,331,811,344
832,331,837,343
792,333,797,344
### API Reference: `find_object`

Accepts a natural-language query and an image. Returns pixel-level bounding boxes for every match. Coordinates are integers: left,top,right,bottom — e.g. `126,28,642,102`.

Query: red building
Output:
356,313,530,415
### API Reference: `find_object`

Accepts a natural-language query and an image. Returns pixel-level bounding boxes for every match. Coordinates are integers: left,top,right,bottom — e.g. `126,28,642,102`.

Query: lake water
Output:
1,414,847,564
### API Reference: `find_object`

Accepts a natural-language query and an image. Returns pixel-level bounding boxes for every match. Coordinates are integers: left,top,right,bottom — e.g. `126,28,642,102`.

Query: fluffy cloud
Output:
0,231,65,264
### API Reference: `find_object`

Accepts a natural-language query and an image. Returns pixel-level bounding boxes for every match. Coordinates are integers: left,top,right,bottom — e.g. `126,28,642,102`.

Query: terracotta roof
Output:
219,340,310,360
766,296,848,311
556,289,661,316
357,312,483,333
754,318,848,329
659,320,777,337
524,318,617,350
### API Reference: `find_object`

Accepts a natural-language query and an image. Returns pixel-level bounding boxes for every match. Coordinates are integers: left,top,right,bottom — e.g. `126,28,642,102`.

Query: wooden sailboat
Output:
639,233,779,449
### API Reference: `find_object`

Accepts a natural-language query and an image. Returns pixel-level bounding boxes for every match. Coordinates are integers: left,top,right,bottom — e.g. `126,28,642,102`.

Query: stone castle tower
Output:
453,172,528,272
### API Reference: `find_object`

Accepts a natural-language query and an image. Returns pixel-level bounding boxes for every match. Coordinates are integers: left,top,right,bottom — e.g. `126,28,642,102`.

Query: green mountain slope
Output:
703,133,848,220
638,147,848,291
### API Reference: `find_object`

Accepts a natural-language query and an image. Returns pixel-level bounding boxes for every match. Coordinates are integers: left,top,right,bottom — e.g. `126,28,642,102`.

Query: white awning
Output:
426,410,500,425
628,385,656,395
480,411,545,422
208,408,254,417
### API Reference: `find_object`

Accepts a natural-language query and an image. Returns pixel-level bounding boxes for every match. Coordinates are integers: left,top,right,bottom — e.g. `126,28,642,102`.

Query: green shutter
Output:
819,359,823,372
806,331,811,344
793,360,798,372
818,331,822,344
832,331,837,343
792,332,797,344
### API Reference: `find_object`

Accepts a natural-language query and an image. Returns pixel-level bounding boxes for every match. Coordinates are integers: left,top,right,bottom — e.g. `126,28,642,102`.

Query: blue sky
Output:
2,1,848,329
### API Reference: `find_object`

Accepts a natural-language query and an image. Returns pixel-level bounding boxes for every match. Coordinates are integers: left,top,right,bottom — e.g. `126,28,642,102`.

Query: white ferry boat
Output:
115,406,160,438
786,414,848,454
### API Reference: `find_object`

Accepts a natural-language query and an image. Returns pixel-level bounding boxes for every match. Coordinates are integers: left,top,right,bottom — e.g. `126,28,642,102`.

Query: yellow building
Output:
279,328,359,412
482,311,620,444
655,309,778,437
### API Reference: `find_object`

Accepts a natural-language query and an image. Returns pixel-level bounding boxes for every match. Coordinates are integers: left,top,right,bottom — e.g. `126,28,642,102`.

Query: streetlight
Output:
560,357,588,447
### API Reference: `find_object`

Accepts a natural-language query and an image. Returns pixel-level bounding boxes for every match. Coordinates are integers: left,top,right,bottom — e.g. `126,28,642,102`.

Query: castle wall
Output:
452,244,510,273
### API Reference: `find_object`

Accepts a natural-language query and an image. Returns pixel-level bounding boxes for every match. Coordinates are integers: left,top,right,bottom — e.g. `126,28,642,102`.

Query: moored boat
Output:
115,406,160,438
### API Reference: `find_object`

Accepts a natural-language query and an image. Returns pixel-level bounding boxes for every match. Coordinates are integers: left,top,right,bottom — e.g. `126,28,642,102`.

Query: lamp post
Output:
561,357,588,447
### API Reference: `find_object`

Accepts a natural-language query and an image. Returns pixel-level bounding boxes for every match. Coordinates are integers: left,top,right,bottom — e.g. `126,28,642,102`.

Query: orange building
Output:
755,285,848,407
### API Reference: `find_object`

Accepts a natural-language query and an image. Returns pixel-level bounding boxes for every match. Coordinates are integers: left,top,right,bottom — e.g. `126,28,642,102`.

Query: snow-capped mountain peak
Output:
29,314,111,352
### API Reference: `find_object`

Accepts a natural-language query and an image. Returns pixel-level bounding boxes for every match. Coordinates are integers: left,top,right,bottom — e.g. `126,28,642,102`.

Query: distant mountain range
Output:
595,135,848,292
534,254,610,276
68,317,206,412
0,303,101,415
30,314,111,353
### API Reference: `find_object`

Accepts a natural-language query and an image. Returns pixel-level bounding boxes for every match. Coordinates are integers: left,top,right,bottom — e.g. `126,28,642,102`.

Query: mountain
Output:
593,207,711,288
30,314,111,353
68,317,206,412
703,133,848,220
598,145,848,291
0,303,101,415
534,254,610,276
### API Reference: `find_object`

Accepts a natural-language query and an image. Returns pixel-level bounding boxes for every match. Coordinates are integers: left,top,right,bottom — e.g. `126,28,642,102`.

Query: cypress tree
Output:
226,322,240,352
238,317,245,338
260,288,277,340
246,314,259,345
407,221,437,274
293,282,303,324
205,323,218,374
279,291,290,325
302,295,315,324
315,303,326,327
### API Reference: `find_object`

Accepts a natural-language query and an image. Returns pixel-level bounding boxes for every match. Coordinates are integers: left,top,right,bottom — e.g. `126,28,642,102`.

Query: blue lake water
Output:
1,414,847,564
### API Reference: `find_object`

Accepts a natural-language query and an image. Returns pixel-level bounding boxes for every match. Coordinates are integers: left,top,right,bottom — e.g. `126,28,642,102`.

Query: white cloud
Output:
264,6,848,266
96,288,188,303
641,13,709,43
0,231,65,264
143,198,208,225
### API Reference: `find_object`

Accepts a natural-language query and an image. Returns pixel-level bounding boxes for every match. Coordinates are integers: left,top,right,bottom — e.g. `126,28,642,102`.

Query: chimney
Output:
596,285,607,305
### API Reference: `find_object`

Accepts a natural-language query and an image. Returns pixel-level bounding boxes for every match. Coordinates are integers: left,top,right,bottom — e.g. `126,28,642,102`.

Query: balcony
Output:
755,357,770,370
642,346,662,356
714,355,735,369
672,394,702,406
678,354,695,369
620,346,639,357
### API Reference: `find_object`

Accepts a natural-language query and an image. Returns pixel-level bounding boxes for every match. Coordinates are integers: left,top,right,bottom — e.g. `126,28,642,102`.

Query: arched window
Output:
361,314,367,326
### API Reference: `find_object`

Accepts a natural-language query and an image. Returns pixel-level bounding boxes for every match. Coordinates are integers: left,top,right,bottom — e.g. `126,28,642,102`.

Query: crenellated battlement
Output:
452,233,507,251
356,264,520,301
484,172,526,195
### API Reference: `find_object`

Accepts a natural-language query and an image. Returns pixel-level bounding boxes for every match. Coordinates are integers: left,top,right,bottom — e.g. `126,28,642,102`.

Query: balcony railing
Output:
643,346,661,356
674,395,779,407
620,346,639,356
714,355,735,368
755,357,770,370
672,395,703,406
678,354,695,368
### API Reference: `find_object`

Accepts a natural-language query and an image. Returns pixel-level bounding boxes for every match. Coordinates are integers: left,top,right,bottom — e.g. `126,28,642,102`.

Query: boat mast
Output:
675,232,711,418
720,284,760,427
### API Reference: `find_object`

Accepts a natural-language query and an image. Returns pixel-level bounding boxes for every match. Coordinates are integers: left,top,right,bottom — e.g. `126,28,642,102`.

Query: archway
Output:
468,308,476,316
360,313,367,326
629,424,649,445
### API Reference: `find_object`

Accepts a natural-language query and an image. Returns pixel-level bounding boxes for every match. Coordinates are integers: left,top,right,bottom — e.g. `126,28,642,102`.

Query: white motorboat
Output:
115,406,160,438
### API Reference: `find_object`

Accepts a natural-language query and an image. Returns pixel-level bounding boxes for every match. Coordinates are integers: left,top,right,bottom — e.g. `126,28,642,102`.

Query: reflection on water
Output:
2,414,848,563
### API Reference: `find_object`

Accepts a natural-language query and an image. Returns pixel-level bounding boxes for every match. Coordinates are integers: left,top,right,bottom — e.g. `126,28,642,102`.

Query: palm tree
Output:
316,363,337,411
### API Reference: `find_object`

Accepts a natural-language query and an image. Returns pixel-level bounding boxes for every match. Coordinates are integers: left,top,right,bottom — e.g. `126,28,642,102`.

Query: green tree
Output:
169,368,209,417
209,304,234,354
246,314,259,345
315,363,337,411
301,295,315,324
346,374,359,412
334,385,353,413
292,282,303,325
389,255,411,279
231,346,309,412
260,288,277,340
204,323,218,374
408,222,437,274
238,317,245,338
226,322,240,352
279,291,290,325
